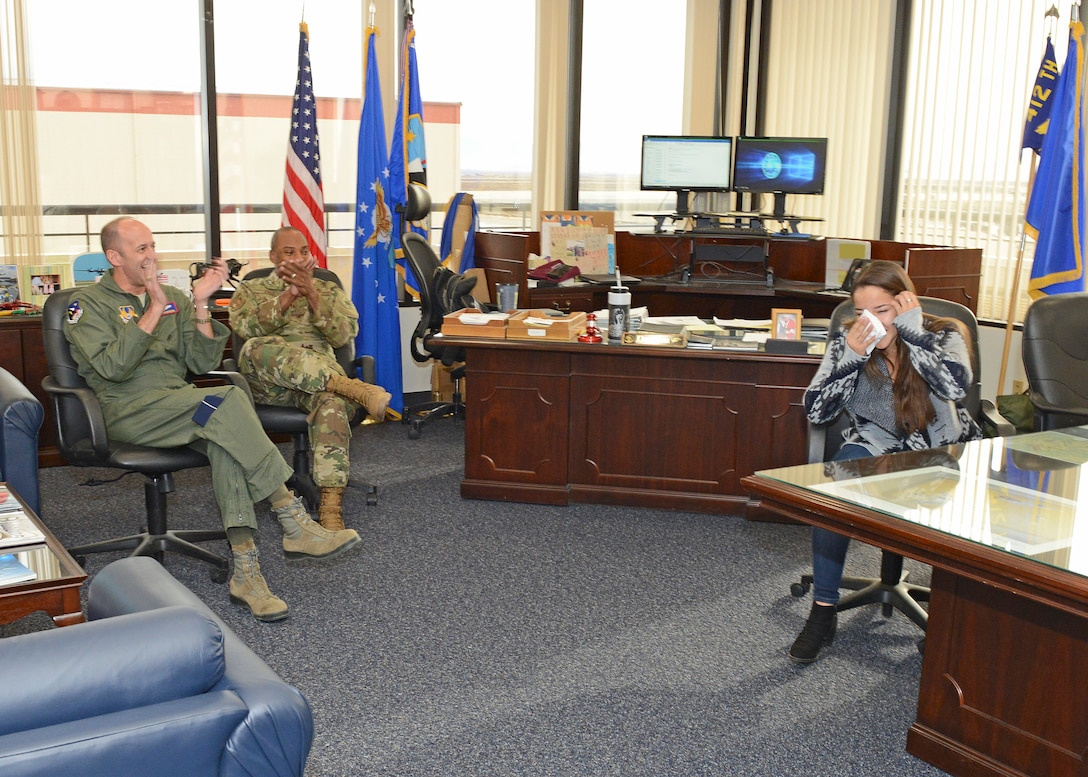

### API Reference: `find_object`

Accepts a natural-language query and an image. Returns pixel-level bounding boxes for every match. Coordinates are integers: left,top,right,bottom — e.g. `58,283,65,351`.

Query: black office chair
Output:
399,184,473,439
41,288,232,581
1021,292,1088,431
790,296,1013,630
228,267,378,509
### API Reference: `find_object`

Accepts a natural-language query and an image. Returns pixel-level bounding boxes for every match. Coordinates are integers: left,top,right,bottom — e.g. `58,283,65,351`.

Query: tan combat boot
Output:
325,374,392,421
273,494,360,560
229,541,289,622
318,486,346,531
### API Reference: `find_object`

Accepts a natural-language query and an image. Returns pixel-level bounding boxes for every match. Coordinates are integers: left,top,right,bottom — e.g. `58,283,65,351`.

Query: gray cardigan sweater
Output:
804,307,983,455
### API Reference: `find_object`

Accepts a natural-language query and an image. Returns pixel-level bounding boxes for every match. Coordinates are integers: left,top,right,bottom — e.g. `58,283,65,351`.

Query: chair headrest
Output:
404,184,431,222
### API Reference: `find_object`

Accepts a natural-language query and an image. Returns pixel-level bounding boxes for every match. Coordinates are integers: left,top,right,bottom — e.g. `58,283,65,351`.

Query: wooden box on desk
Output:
505,310,587,342
441,309,510,338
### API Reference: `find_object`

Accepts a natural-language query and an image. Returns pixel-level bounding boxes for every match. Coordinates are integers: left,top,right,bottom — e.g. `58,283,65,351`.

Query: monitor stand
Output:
772,192,788,220
675,190,693,216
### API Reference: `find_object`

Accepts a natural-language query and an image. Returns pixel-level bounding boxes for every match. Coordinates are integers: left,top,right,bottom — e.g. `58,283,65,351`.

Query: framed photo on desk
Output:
772,308,802,340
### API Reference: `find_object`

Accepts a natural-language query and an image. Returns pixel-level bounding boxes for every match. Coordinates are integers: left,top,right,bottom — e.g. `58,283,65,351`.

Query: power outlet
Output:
1012,379,1028,394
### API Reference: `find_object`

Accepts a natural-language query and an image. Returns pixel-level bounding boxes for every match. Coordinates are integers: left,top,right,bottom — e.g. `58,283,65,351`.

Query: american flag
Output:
282,22,327,268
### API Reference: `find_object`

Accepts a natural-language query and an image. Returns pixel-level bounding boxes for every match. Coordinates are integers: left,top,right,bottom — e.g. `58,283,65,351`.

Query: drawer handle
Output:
553,301,571,314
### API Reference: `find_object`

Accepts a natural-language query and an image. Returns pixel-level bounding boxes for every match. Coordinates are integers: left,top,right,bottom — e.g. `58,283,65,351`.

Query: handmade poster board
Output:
540,211,615,275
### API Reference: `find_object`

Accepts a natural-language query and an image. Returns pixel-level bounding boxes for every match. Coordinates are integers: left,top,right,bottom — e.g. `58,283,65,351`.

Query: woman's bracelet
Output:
194,304,211,325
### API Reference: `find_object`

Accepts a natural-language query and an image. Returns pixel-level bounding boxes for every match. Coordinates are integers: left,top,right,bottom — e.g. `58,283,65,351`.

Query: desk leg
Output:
908,567,1088,777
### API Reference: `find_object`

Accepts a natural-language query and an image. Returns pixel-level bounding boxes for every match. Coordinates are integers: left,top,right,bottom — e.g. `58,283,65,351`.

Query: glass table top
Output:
753,425,1088,578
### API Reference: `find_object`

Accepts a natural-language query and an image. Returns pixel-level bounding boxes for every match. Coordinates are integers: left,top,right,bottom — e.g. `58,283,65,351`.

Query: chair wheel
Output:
408,424,421,440
790,582,809,597
211,567,229,584
74,555,87,569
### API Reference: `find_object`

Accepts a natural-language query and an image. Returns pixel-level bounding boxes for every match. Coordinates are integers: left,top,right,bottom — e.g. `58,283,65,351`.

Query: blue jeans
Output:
812,443,872,604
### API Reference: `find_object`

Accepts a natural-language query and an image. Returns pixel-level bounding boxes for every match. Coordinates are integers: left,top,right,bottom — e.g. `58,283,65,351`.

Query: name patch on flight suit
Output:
118,306,136,323
66,301,82,324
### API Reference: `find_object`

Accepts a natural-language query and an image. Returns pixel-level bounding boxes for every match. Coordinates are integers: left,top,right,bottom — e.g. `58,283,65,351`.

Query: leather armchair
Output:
0,366,43,516
0,556,313,776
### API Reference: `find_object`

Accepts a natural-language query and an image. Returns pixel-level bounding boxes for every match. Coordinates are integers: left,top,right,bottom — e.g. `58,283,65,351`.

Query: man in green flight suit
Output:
229,226,391,531
64,216,360,622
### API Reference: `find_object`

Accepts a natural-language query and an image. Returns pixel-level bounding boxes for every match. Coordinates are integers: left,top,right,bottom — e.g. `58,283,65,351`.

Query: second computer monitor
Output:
732,137,827,217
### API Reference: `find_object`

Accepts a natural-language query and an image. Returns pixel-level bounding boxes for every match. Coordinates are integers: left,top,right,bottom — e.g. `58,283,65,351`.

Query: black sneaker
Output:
789,603,837,664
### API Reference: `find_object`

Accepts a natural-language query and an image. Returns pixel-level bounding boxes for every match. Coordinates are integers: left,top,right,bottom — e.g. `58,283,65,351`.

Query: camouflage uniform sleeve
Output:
308,280,359,349
229,278,286,340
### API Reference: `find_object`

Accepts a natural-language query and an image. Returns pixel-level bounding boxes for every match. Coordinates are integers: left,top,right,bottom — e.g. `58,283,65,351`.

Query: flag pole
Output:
996,155,1038,396
996,7,1065,395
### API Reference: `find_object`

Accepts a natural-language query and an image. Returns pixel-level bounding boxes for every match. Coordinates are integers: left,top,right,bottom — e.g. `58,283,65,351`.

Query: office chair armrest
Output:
197,370,255,406
979,399,1016,438
350,354,377,384
1026,393,1088,419
41,377,111,461
806,423,828,465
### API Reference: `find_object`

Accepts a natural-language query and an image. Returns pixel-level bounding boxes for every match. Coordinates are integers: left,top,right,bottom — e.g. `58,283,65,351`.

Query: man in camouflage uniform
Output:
65,217,360,623
230,226,391,531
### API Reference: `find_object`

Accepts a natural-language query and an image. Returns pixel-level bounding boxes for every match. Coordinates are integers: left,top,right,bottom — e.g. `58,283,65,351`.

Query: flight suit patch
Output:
118,305,135,323
66,301,82,324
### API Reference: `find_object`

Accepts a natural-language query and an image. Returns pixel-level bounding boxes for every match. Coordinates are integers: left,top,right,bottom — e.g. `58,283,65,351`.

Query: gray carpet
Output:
14,418,950,776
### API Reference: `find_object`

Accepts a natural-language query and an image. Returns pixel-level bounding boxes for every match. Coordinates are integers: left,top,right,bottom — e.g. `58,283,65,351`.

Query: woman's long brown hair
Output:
848,261,972,435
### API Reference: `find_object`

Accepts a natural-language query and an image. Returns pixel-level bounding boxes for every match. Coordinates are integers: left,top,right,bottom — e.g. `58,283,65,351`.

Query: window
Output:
578,0,687,225
27,0,202,266
897,1,1059,322
415,0,536,230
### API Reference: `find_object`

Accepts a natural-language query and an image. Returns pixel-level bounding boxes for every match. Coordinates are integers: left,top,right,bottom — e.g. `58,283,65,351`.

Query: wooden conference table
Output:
742,427,1088,777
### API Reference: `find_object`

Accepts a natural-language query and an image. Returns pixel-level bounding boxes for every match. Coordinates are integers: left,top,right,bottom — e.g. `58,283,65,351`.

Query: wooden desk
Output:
742,431,1088,777
449,336,822,515
475,230,982,316
0,484,87,627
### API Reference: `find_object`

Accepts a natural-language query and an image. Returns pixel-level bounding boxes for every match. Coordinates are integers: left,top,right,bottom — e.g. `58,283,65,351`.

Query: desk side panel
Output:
909,568,1088,777
461,346,571,504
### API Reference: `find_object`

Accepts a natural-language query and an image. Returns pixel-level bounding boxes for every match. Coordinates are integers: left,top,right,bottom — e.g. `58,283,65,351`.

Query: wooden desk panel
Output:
908,569,1088,777
456,338,819,515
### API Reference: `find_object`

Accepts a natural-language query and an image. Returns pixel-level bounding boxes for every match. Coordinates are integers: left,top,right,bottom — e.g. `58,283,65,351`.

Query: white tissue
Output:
859,309,887,355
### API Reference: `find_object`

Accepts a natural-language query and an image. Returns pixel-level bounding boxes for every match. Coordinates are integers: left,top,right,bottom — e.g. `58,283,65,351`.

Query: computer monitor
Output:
732,137,828,218
640,135,733,215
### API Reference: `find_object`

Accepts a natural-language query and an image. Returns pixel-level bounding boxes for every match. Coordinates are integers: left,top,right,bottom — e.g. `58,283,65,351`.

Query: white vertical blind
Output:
898,1,1061,322
764,0,895,239
0,0,44,265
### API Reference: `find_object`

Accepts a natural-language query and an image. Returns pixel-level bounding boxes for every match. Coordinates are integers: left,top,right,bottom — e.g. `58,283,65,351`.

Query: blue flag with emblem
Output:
1022,37,1060,155
351,24,403,415
1027,20,1086,299
387,17,429,299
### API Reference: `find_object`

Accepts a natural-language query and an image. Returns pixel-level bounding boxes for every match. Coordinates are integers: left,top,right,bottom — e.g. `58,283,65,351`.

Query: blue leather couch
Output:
0,366,43,515
0,557,314,776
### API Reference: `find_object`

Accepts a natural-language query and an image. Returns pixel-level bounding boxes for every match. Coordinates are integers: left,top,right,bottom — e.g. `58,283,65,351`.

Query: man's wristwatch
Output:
194,305,211,324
